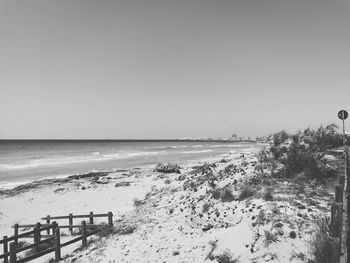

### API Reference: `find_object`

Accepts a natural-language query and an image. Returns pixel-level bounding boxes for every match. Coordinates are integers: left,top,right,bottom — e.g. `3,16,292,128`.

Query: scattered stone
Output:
115,182,131,187
155,163,181,174
273,222,284,228
298,205,306,209
289,231,297,239
264,254,272,261
202,224,213,232
68,172,109,180
54,188,65,193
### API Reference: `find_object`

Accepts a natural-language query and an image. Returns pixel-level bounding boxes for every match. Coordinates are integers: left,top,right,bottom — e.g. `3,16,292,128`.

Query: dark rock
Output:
54,188,65,193
178,174,187,181
173,251,180,256
273,222,284,228
155,163,181,174
298,205,306,209
202,224,213,232
289,231,297,239
68,172,109,180
115,182,131,187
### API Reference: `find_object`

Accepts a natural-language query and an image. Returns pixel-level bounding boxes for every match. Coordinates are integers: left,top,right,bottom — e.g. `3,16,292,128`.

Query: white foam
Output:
0,151,161,171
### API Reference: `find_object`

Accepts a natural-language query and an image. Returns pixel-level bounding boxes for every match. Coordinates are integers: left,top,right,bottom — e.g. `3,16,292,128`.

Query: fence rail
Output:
0,211,113,263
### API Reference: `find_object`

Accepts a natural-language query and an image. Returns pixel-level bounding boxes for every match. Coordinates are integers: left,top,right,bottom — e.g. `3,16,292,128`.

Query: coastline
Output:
0,144,331,262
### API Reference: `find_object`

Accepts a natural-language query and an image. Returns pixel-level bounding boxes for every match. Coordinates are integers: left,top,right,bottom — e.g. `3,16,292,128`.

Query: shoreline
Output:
0,143,331,263
0,144,261,194
0,142,264,191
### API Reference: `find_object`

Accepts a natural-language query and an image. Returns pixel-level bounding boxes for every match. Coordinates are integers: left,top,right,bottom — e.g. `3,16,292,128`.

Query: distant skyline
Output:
1,0,350,139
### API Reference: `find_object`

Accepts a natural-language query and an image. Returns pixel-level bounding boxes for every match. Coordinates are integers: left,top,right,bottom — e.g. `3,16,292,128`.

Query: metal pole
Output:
343,119,346,145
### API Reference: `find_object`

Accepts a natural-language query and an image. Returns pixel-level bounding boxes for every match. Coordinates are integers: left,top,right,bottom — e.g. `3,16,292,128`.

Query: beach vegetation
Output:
262,188,274,201
17,241,30,249
24,240,54,258
263,230,279,246
220,188,235,202
212,188,221,199
164,179,171,184
205,240,218,260
133,198,144,207
215,249,240,263
115,224,137,235
259,124,342,181
202,202,211,213
310,218,339,263
238,185,256,200
290,251,306,261
220,164,238,176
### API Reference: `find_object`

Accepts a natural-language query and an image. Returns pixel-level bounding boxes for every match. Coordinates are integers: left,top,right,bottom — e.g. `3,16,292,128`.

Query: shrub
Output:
215,250,240,263
238,185,256,200
202,202,211,213
262,188,274,201
290,251,306,261
209,180,216,188
95,225,116,237
220,188,235,202
263,124,344,181
311,218,339,263
24,240,54,257
212,189,221,199
17,241,30,249
283,142,320,178
133,198,144,207
115,224,137,235
164,179,171,184
264,230,279,246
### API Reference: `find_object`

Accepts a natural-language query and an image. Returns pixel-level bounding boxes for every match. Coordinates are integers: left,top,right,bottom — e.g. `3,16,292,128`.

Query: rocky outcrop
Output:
155,163,181,174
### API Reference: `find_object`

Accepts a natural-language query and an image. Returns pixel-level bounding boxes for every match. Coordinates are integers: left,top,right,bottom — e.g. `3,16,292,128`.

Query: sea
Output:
0,140,259,189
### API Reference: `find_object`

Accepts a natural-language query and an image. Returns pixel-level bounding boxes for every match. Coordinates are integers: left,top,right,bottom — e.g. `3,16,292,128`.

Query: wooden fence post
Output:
335,184,343,203
81,221,87,247
108,212,113,227
333,237,341,263
9,242,16,263
339,175,345,188
34,222,41,253
3,235,8,263
54,224,61,262
13,224,18,245
69,213,73,235
331,202,343,239
347,231,350,263
89,212,94,225
46,215,51,235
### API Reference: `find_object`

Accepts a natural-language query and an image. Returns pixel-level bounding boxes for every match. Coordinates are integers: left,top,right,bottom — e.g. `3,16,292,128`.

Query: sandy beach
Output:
0,144,334,263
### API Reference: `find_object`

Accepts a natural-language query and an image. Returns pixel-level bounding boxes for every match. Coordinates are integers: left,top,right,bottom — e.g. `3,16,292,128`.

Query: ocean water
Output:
0,140,258,189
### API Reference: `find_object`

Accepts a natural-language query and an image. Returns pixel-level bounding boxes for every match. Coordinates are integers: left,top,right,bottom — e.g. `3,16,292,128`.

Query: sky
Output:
1,0,350,139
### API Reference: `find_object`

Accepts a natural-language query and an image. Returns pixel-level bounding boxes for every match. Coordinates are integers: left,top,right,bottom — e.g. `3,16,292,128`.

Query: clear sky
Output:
1,0,350,139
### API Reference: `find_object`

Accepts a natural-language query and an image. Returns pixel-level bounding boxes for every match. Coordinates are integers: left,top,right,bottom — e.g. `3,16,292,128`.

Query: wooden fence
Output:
328,149,349,263
0,211,113,263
